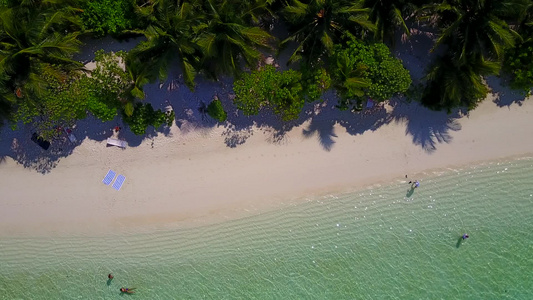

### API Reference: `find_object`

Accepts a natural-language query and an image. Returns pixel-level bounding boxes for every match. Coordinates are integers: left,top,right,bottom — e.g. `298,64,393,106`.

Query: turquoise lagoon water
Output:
1,157,532,299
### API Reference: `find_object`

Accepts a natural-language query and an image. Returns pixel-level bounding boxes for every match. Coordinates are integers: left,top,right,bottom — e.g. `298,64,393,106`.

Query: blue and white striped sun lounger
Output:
102,170,116,185
112,174,126,191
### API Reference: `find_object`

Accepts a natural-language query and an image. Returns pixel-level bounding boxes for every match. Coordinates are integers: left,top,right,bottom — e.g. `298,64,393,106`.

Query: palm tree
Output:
194,0,275,79
421,0,528,66
517,1,533,38
0,74,15,123
331,52,370,110
129,0,202,90
0,2,83,106
281,0,375,65
363,0,414,44
422,54,500,111
121,54,156,115
416,0,528,111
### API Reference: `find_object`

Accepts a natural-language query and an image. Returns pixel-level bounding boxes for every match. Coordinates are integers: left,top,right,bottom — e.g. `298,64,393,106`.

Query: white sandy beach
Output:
0,90,532,236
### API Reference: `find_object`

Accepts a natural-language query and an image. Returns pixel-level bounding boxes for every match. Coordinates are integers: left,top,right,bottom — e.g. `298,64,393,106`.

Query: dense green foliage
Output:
504,39,533,92
123,103,175,135
10,50,126,137
91,50,150,116
81,0,135,36
127,0,201,90
0,0,83,124
300,64,332,102
282,0,375,65
422,0,528,65
194,0,275,79
422,55,499,111
128,0,275,91
1,0,532,136
233,65,304,121
12,70,89,139
363,0,413,43
330,37,411,110
419,0,529,110
86,50,127,119
207,99,227,122
88,50,177,134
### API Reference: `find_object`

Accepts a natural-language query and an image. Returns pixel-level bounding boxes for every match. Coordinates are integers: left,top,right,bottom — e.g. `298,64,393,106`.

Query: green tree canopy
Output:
421,54,499,111
194,0,275,79
123,102,174,135
81,0,136,36
363,0,413,43
504,39,533,92
207,98,227,122
0,1,83,123
330,37,411,110
129,0,201,90
417,0,528,110
421,0,528,66
282,0,375,65
233,65,304,121
10,50,129,137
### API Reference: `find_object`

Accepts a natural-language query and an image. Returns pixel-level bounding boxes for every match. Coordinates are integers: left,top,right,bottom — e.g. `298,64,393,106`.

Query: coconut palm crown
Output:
194,0,276,79
422,0,529,66
281,0,376,65
0,1,82,105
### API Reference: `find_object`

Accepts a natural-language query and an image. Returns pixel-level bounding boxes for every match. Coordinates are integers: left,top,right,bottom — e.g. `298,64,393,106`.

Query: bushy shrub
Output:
11,70,90,139
233,65,304,121
86,50,127,118
123,103,174,135
330,36,412,110
207,99,227,122
300,64,331,102
81,0,135,36
86,93,118,121
504,39,533,92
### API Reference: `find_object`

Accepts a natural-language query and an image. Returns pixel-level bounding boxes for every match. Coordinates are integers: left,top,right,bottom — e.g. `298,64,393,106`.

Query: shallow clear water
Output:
1,157,532,299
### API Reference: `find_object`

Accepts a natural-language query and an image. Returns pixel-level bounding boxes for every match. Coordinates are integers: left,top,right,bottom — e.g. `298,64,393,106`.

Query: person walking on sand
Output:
120,287,136,294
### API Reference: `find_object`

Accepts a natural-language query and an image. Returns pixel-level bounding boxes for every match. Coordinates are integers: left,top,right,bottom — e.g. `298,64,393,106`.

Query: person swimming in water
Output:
120,287,136,294
108,274,113,280
462,234,469,240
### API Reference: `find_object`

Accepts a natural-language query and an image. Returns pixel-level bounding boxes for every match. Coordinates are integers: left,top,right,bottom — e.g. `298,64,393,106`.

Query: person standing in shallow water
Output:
408,180,420,189
108,274,113,280
462,234,469,240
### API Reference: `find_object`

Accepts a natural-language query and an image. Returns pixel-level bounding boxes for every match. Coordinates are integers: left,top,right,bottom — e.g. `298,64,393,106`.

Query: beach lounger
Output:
102,170,116,185
112,174,126,191
64,128,77,142
107,138,127,149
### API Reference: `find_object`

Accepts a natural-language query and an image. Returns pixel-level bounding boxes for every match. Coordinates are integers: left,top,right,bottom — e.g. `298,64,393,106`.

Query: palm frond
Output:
240,27,274,48
195,33,217,57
